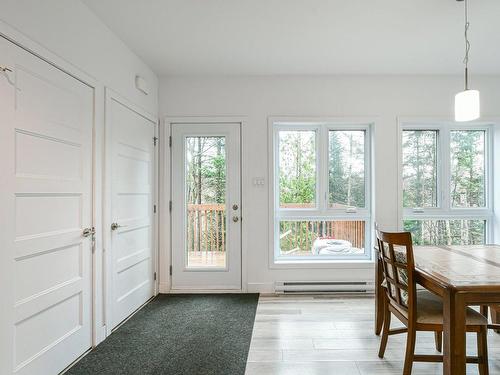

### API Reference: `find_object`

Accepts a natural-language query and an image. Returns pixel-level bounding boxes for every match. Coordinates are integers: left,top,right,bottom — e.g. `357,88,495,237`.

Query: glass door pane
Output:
185,136,226,268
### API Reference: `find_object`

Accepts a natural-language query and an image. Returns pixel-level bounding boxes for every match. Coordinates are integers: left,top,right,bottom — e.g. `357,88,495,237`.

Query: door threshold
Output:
168,288,243,294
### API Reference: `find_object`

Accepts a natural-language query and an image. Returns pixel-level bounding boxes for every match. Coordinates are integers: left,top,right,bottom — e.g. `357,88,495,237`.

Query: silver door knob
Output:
232,216,239,223
111,222,122,231
82,227,95,237
232,204,239,210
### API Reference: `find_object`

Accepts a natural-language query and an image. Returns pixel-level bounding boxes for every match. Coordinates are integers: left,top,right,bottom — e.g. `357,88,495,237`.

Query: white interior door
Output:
107,94,156,329
171,123,241,290
0,37,93,374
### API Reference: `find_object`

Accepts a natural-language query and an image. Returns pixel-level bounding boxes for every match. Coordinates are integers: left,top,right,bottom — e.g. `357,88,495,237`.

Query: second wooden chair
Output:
375,228,489,375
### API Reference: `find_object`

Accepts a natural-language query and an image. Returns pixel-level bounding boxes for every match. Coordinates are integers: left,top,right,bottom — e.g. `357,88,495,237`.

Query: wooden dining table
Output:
375,244,500,375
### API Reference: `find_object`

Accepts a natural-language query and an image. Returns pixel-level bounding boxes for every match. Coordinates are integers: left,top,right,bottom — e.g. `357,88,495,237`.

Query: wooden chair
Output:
376,228,489,375
481,304,500,333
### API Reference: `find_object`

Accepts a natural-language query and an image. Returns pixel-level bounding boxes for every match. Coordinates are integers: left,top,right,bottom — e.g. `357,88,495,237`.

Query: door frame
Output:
0,22,109,348
103,88,159,334
161,116,247,293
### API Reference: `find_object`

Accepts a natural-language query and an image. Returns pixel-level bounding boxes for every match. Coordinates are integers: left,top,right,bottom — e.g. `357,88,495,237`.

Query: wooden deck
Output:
187,251,226,268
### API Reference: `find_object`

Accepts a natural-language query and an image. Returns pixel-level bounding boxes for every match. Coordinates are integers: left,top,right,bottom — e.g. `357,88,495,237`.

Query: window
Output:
279,130,316,209
401,123,492,246
273,122,372,262
402,130,438,209
403,219,486,245
329,130,366,208
450,130,486,208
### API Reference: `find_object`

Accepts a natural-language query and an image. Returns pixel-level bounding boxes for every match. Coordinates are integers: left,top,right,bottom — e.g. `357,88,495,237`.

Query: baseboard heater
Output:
275,281,375,294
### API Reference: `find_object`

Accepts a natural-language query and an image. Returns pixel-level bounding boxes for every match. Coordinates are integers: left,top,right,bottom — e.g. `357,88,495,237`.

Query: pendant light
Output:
455,0,480,122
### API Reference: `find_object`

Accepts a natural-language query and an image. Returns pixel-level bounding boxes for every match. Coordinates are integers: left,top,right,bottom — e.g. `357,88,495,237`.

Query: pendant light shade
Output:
455,89,480,122
454,0,480,122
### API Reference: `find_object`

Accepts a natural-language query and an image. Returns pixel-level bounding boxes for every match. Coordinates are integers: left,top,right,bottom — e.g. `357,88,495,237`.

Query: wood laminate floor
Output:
245,295,500,375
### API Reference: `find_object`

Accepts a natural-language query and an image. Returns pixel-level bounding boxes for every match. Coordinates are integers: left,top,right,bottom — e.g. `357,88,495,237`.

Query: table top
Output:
411,245,500,289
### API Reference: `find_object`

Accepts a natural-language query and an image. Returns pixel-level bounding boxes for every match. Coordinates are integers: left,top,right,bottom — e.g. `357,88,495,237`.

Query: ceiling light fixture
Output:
454,0,480,122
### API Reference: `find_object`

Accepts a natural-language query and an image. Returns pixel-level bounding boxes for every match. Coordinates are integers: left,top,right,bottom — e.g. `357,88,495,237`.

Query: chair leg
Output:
490,306,500,334
403,328,416,375
378,300,391,358
434,331,442,353
477,326,489,375
480,305,489,317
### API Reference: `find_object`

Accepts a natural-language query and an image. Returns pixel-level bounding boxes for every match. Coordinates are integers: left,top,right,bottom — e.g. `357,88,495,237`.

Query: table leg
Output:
443,289,466,375
375,256,384,335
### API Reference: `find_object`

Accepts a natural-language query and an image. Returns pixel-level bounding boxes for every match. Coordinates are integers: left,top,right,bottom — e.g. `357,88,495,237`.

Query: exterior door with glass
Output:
171,123,241,290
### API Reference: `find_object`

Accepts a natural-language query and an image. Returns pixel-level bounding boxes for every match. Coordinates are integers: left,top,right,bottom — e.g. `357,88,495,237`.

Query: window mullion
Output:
318,124,328,212
440,127,450,212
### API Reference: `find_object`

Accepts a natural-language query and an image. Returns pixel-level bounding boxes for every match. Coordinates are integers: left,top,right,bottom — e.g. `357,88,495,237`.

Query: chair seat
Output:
413,290,487,326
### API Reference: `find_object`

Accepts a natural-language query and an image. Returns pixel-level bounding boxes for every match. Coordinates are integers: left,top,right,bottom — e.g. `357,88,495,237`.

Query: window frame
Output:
270,119,373,265
398,120,494,243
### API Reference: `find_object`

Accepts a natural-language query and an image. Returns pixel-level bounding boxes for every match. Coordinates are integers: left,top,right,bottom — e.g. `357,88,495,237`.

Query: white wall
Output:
0,0,158,114
159,75,500,292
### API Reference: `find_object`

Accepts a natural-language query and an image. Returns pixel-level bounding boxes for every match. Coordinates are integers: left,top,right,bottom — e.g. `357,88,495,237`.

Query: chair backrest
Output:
375,225,417,318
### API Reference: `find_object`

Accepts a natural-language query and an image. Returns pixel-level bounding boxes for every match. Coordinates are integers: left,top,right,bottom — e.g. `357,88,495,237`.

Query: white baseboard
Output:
247,282,274,294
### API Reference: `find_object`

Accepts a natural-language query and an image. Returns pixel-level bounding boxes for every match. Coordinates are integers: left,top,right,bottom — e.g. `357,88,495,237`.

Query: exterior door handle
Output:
232,216,239,223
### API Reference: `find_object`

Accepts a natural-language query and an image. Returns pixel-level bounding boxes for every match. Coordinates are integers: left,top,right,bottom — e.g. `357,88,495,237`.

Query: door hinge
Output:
153,204,157,213
169,200,172,212
169,135,172,147
169,265,172,276
153,136,158,146
153,272,157,281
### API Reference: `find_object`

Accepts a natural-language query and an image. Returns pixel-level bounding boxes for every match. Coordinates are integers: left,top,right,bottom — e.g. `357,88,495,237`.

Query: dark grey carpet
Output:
67,294,259,375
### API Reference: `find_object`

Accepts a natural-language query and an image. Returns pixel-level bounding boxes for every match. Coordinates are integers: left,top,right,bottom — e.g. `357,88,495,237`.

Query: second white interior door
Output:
108,94,156,329
171,123,241,290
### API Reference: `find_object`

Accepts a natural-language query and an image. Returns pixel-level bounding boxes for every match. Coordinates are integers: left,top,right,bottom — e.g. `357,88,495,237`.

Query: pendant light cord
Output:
463,0,470,90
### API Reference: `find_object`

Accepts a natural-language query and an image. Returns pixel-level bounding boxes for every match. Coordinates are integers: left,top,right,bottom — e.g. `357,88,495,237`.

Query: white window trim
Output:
268,117,375,268
397,118,496,243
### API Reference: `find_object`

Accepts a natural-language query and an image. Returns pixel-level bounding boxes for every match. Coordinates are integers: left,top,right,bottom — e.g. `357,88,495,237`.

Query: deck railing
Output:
187,204,366,255
187,204,226,253
279,220,365,251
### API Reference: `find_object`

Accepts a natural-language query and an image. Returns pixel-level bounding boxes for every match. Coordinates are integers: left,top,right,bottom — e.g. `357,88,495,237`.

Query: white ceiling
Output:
82,0,500,76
